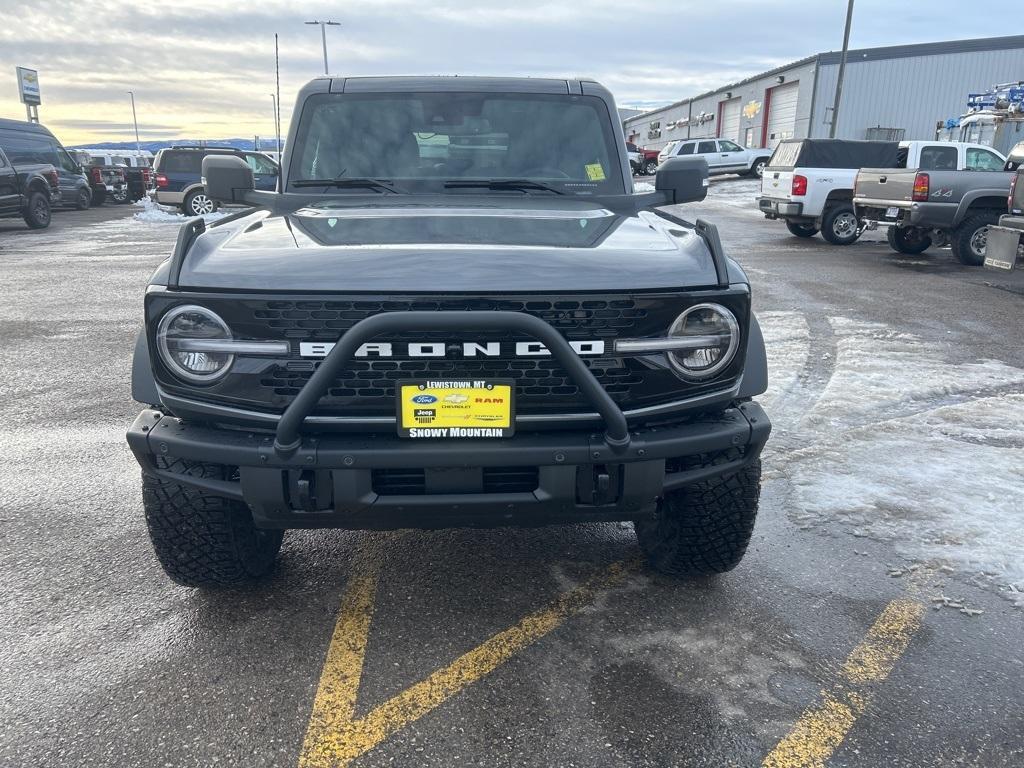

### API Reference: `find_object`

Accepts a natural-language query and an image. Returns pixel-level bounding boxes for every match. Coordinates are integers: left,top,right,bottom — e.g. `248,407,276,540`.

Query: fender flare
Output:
131,331,160,405
737,312,768,398
953,190,1010,226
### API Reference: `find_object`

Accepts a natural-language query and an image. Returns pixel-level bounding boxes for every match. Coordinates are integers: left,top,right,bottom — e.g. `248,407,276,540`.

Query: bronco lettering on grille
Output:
298,340,606,358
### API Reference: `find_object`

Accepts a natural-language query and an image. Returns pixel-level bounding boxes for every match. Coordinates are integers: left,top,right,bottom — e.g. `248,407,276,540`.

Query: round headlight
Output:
667,303,739,380
157,305,233,384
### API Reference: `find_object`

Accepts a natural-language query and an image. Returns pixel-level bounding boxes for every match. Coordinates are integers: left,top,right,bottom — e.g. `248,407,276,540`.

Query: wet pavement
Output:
1,187,1022,767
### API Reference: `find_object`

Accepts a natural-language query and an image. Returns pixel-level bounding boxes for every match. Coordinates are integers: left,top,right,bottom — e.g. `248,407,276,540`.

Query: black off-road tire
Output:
820,204,860,245
22,190,51,229
643,159,658,175
786,221,818,238
635,458,761,576
887,226,932,255
74,186,91,210
950,211,1000,266
142,459,284,588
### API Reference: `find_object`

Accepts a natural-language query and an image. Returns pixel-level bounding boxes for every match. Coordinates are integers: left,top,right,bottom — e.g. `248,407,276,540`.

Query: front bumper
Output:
127,402,770,529
153,189,184,205
758,197,803,218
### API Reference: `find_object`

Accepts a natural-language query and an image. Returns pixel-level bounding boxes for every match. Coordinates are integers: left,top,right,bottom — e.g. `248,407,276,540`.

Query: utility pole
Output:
829,0,855,139
127,90,141,152
304,20,340,74
271,94,278,143
274,33,282,153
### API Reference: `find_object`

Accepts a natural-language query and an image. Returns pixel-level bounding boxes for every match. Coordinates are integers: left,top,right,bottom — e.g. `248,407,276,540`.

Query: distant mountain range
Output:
68,138,283,152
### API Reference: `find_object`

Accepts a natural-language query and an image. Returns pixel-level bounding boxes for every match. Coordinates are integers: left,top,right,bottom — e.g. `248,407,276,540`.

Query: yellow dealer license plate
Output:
397,379,514,438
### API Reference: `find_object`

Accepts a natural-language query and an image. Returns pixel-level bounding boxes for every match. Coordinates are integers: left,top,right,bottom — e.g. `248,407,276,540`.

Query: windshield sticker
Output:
585,163,606,182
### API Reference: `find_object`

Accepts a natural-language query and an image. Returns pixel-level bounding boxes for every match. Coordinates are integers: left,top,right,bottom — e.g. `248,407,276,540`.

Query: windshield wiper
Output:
292,178,406,193
443,179,564,195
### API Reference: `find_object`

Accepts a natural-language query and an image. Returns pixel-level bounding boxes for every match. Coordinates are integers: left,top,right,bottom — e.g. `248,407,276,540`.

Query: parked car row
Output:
626,138,770,178
0,118,159,230
752,136,1018,265
151,145,278,215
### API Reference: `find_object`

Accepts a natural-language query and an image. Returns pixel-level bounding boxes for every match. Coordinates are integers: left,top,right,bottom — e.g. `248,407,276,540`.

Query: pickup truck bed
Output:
854,166,1014,265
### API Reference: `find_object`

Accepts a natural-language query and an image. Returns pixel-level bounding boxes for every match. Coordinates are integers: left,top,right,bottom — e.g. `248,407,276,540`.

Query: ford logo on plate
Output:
412,394,438,404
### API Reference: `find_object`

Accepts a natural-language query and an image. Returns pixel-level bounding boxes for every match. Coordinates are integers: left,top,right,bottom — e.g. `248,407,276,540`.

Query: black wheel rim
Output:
34,198,49,223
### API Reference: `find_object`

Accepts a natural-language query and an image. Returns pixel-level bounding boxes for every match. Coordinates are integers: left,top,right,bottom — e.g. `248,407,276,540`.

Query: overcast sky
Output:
0,0,1012,145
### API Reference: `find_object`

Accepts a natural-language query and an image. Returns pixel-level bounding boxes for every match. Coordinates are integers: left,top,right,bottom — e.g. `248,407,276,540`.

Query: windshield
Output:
288,92,624,195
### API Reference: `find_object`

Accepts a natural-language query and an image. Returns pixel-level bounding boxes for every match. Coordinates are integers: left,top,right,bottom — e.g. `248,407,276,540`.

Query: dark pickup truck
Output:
854,142,1018,265
69,150,129,205
126,76,771,588
0,146,60,229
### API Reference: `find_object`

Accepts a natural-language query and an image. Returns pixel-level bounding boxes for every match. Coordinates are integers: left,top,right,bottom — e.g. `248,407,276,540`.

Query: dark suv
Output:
127,76,771,588
0,118,92,210
152,146,278,215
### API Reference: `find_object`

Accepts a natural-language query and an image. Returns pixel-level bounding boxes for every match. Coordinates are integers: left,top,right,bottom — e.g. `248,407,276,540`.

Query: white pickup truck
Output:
758,140,1003,246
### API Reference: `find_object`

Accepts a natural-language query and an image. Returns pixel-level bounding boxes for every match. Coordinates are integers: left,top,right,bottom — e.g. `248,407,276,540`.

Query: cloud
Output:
0,0,1012,144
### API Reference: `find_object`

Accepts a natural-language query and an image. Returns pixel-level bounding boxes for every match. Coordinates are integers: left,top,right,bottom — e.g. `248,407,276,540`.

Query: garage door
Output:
719,98,741,143
765,81,799,149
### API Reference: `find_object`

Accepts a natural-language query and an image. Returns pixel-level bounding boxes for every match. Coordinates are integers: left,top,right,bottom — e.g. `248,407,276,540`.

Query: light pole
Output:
829,0,855,139
271,93,279,151
304,20,340,74
127,90,141,152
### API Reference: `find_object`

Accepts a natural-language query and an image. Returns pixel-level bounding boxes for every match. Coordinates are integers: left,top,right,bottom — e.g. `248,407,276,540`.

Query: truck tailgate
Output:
761,169,793,199
854,168,918,204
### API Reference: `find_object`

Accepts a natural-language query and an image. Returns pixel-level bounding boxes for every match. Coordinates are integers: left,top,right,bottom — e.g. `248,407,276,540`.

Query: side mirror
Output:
655,155,709,204
203,154,253,203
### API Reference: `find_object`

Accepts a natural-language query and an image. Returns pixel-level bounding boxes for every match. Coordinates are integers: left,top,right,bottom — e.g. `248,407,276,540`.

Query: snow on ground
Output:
707,176,760,211
132,196,227,224
760,312,1024,606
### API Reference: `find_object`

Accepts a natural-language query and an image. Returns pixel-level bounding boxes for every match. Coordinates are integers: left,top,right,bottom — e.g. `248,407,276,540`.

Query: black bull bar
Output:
272,310,632,456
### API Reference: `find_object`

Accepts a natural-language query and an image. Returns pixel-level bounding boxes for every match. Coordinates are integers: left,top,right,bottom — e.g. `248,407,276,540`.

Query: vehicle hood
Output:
176,196,729,292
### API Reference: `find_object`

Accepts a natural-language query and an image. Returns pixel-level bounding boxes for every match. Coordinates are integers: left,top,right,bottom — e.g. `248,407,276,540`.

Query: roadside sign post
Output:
15,66,41,123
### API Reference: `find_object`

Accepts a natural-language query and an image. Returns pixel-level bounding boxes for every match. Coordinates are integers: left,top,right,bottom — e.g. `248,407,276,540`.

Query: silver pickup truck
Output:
853,142,1015,265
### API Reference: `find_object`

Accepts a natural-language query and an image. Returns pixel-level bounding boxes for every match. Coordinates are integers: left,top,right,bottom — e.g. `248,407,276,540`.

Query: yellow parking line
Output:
762,598,926,768
300,549,382,750
298,557,639,768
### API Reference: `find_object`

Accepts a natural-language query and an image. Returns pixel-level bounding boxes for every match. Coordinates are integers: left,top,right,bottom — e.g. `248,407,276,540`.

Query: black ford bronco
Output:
126,77,771,587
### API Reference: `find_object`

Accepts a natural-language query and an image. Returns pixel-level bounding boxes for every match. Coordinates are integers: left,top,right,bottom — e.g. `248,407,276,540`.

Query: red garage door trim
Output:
761,87,776,148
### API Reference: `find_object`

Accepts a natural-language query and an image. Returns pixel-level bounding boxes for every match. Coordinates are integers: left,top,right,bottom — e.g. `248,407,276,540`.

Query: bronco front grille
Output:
247,297,647,340
148,291,749,421
261,358,645,402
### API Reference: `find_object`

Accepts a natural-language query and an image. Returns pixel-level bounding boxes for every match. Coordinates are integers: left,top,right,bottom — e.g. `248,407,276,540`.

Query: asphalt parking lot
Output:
1,185,1022,768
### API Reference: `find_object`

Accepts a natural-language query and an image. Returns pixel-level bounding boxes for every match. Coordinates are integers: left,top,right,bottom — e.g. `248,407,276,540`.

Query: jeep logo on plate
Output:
411,394,438,404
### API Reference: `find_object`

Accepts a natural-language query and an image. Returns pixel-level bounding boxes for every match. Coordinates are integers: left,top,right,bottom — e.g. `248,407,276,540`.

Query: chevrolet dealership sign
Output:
16,67,41,106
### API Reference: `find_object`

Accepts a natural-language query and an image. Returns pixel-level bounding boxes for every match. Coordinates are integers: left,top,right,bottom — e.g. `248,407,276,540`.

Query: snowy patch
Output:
132,196,227,224
757,310,810,413
633,180,655,192
707,177,760,210
773,316,1024,605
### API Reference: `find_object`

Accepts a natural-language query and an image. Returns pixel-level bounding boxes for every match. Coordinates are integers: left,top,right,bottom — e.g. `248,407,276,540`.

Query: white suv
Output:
658,139,772,178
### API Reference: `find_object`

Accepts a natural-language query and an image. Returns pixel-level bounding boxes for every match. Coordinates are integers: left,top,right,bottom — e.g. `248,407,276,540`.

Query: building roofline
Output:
817,34,1024,65
624,54,818,126
625,34,1024,127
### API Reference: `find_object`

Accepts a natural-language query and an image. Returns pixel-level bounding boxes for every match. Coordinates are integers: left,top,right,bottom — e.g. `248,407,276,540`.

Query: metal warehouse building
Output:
624,35,1024,153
